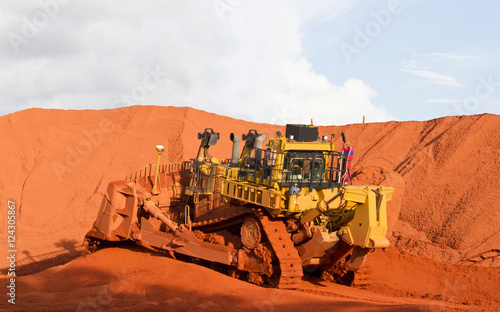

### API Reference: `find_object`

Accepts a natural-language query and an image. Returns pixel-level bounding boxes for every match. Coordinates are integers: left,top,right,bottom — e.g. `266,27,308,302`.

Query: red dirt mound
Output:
2,246,483,312
320,114,500,265
0,106,499,311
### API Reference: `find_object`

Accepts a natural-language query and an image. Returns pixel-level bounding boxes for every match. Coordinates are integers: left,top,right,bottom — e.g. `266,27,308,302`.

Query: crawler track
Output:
192,207,303,289
256,211,303,289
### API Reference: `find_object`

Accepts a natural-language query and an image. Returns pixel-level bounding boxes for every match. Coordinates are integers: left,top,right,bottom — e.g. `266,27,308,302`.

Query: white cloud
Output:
426,98,461,104
400,50,470,88
0,0,390,125
413,52,478,61
402,68,466,87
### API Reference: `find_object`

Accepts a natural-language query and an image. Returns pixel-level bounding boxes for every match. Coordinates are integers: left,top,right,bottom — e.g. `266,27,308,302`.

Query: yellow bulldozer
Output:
84,124,393,288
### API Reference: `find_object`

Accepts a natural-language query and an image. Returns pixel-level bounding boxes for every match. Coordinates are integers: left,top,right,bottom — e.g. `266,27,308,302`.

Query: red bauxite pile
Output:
1,107,498,311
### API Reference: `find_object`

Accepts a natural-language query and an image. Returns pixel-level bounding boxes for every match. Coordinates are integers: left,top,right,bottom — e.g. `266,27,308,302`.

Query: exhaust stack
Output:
254,134,267,161
230,133,241,165
254,133,267,149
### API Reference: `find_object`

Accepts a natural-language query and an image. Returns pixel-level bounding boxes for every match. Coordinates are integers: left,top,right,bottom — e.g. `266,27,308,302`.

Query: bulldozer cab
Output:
188,125,350,199
284,151,325,182
275,149,344,191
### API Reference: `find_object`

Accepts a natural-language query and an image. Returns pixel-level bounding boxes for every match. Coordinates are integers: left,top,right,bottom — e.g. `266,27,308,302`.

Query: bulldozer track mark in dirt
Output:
393,117,466,175
419,117,462,147
356,123,399,165
352,267,373,289
19,151,41,215
459,249,500,265
418,120,440,144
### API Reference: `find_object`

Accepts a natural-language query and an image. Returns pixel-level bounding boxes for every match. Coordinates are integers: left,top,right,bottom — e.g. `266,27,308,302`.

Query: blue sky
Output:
303,0,500,122
0,0,498,125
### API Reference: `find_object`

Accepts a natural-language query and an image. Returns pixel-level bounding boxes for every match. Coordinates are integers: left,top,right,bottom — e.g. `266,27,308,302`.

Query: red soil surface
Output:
0,106,499,311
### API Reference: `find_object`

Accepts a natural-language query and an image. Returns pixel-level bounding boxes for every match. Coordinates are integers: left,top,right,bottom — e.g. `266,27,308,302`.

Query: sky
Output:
0,0,499,125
